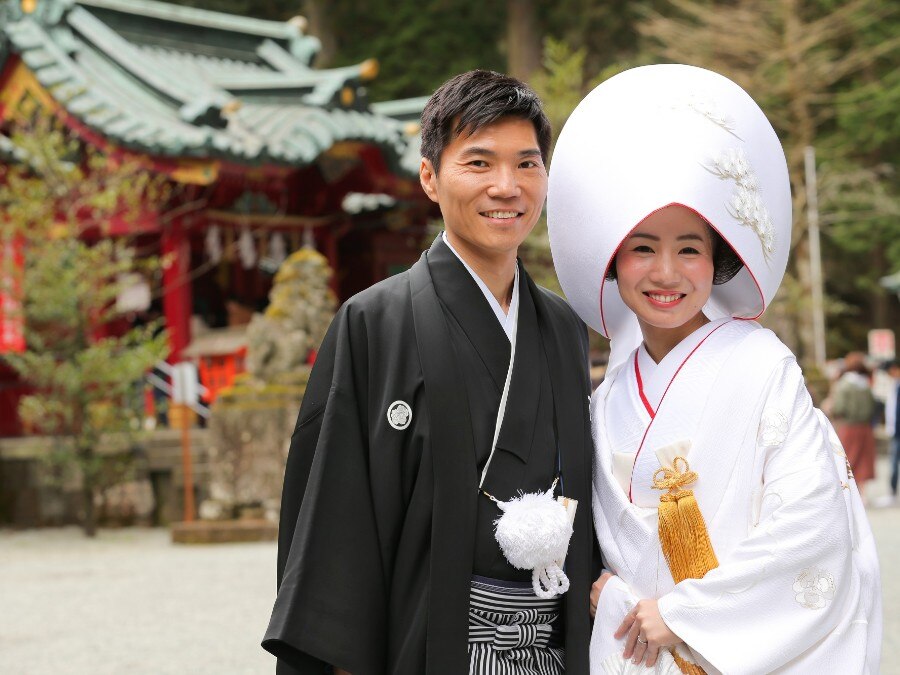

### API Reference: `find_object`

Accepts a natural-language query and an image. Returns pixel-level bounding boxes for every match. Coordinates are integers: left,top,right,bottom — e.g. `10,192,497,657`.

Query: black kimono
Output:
263,236,595,675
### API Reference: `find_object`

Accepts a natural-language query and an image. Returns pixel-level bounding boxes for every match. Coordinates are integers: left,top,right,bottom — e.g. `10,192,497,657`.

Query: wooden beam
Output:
203,209,337,229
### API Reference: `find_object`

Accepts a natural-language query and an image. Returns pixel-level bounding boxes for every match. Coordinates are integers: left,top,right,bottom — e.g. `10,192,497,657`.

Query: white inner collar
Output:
636,316,732,410
442,231,519,342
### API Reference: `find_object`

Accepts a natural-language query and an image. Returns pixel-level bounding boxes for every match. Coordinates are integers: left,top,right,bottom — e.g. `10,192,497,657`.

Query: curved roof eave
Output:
1,0,425,177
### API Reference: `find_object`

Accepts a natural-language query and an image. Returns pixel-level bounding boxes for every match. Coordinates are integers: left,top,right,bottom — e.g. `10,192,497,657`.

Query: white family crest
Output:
792,566,835,610
386,400,412,430
758,408,789,448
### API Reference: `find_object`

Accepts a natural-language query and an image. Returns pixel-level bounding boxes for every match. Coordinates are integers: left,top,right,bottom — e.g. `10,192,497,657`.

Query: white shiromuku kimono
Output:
547,63,883,674
589,317,882,674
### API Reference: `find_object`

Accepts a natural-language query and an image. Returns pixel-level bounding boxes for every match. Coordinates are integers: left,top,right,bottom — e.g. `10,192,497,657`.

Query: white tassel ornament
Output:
494,488,574,599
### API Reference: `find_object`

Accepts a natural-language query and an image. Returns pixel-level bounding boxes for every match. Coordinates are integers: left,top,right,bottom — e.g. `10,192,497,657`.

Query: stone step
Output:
170,518,277,544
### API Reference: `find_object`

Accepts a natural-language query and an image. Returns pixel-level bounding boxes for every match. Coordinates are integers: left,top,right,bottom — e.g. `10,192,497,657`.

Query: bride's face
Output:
614,205,715,334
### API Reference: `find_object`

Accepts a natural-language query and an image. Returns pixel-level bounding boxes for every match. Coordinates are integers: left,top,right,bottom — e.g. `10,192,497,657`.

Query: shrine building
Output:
0,0,436,436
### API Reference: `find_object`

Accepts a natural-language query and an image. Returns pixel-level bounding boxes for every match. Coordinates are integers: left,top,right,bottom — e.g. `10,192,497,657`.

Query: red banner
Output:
0,234,25,353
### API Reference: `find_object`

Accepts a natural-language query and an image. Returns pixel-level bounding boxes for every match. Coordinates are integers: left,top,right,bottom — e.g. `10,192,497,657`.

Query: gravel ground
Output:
865,455,900,673
0,528,276,674
2,457,898,674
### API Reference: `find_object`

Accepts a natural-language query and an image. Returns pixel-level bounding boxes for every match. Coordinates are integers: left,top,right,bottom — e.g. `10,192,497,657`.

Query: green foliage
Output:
320,0,506,101
173,0,505,101
820,161,900,260
530,38,632,150
168,0,297,20
0,118,171,535
635,0,900,360
540,0,664,76
151,0,900,359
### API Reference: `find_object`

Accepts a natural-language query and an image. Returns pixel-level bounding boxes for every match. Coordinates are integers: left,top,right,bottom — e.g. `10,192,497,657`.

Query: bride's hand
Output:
590,571,614,618
615,599,683,667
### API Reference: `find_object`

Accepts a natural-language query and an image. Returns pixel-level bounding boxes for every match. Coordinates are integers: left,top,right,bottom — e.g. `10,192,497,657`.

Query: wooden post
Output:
179,404,195,523
172,363,199,523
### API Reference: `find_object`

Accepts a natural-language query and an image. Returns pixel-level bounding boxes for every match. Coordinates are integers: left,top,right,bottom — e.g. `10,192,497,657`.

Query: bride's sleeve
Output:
591,575,683,674
656,360,872,675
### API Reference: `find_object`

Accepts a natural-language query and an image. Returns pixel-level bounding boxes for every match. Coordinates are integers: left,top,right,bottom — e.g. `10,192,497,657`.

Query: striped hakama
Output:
467,576,565,675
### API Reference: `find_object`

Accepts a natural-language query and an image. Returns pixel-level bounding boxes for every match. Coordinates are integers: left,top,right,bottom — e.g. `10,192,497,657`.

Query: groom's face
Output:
419,116,547,259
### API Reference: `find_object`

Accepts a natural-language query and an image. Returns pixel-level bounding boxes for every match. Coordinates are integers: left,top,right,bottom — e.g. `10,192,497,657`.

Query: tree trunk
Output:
82,462,97,538
72,390,97,537
506,0,541,81
871,217,889,330
303,0,337,67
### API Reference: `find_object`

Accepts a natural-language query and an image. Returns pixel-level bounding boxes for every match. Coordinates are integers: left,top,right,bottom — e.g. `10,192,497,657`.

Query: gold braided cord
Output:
672,650,708,675
651,457,698,492
651,456,719,675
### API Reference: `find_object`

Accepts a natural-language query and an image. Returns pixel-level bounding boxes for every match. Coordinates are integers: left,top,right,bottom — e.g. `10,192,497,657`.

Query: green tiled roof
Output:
0,0,423,173
370,97,430,122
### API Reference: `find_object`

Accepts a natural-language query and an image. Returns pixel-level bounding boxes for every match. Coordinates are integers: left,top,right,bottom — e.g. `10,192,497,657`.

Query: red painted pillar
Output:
161,222,192,361
0,234,25,354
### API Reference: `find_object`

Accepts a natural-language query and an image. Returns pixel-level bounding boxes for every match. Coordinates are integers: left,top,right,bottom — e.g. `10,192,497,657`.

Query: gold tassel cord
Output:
672,651,708,675
656,489,694,583
651,456,719,674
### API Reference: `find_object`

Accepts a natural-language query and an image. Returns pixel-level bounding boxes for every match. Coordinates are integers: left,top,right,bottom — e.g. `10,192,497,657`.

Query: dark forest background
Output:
176,0,899,365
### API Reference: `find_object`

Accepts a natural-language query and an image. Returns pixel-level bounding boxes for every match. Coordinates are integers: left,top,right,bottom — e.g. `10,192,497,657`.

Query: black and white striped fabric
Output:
467,576,565,675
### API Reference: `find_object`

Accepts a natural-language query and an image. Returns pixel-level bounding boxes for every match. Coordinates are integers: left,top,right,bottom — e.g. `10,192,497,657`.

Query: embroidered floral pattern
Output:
792,567,835,610
686,95,741,139
756,491,783,525
667,93,741,139
758,408,789,447
705,148,775,260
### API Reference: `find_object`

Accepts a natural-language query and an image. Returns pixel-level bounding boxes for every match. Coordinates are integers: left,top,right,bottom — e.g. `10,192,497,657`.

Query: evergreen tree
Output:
0,119,171,537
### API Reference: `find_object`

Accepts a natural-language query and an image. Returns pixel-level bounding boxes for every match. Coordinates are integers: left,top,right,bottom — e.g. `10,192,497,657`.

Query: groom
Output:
263,69,596,674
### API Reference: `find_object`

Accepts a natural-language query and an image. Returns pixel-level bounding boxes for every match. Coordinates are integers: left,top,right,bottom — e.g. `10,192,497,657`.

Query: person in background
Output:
874,360,900,507
832,351,877,501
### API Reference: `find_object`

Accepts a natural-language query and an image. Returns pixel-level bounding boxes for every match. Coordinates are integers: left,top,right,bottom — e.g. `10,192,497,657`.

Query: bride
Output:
548,65,881,674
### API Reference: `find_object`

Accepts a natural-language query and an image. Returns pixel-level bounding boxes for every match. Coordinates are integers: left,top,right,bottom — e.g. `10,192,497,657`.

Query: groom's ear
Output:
420,158,439,204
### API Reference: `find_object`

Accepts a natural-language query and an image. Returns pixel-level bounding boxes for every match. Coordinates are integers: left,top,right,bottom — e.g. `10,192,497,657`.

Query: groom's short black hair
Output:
420,69,551,174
